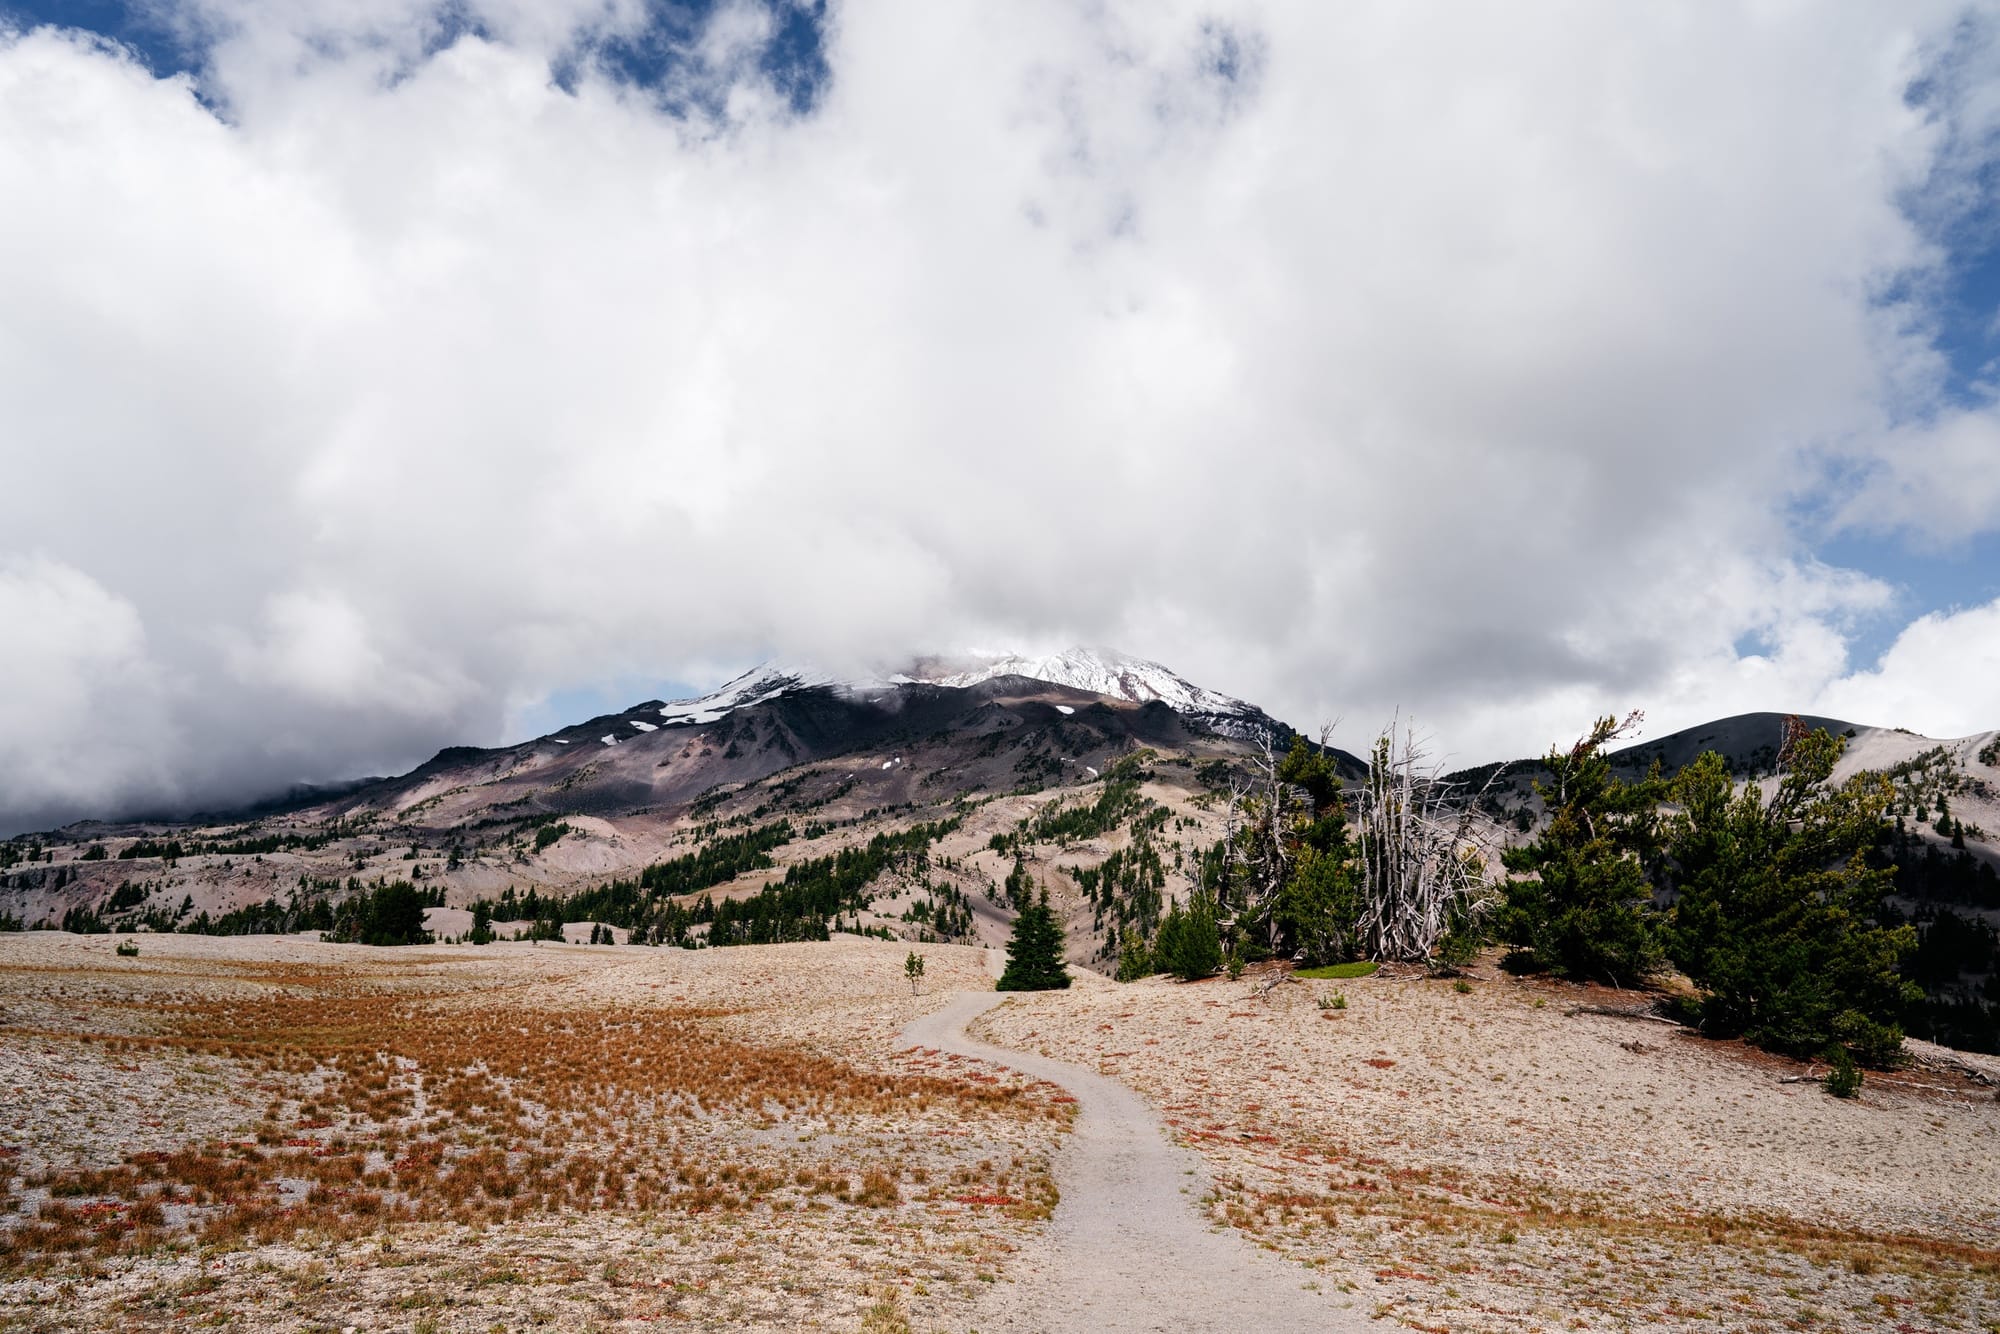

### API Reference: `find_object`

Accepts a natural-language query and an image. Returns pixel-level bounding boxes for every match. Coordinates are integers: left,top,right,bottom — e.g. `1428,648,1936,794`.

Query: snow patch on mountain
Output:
657,661,868,726
635,647,1273,738
905,647,1257,718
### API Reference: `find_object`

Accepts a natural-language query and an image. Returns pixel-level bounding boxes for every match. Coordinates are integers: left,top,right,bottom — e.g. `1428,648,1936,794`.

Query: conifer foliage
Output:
1660,722,1918,1065
1154,889,1223,981
996,888,1071,991
1497,713,1663,985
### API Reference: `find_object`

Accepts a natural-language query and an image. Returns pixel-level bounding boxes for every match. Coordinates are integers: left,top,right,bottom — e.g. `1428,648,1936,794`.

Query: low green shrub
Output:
1154,894,1221,982
1115,932,1152,982
1824,1048,1863,1099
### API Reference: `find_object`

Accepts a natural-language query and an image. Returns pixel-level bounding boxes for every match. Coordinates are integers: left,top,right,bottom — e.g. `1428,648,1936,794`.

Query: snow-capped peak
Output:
645,647,1260,731
656,661,868,726
901,647,1257,718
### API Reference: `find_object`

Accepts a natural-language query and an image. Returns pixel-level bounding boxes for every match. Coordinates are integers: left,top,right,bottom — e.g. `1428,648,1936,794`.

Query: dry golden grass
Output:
0,935,1065,1331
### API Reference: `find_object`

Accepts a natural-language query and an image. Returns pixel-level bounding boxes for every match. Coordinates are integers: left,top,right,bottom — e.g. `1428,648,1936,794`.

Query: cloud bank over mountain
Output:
3,1,1999,830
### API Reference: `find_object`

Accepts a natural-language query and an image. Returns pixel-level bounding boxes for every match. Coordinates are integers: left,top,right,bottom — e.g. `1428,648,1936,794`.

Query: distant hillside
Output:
1609,712,1862,777
0,649,1350,977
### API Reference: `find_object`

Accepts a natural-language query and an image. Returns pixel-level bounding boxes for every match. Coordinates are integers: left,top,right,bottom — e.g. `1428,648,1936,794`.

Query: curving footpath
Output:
901,991,1382,1333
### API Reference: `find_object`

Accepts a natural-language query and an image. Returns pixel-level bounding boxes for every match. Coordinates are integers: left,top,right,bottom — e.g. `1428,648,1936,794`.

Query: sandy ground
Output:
972,960,2000,1332
905,992,1381,1331
6,934,1999,1332
0,933,1067,1332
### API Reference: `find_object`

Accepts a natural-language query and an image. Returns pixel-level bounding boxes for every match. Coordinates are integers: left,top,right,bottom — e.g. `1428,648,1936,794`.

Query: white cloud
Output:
223,589,471,713
1831,407,2000,544
2,2,1998,829
1816,597,2000,735
0,557,177,825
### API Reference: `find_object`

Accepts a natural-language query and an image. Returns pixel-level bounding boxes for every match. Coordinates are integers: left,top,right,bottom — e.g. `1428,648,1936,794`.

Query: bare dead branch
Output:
1562,1003,1681,1026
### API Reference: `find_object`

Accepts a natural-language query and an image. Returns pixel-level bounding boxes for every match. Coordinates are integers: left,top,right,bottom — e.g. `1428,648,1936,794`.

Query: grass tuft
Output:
1296,962,1379,980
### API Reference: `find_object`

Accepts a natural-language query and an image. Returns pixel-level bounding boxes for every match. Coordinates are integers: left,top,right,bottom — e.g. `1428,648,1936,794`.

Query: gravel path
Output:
902,991,1382,1332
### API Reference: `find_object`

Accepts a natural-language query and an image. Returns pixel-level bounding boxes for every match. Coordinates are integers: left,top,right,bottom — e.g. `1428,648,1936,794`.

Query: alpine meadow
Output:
5,3,2000,1331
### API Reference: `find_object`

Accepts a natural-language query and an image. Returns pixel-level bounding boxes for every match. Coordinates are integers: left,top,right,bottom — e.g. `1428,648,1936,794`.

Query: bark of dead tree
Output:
1353,718,1501,963
1220,732,1294,957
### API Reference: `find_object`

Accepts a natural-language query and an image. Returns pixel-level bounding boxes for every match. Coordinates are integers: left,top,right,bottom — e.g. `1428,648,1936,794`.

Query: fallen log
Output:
1250,973,1299,1000
1562,1004,1681,1027
1903,1038,2000,1087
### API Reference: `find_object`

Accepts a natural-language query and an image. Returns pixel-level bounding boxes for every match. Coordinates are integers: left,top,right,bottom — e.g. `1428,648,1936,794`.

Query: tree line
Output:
1117,714,1977,1067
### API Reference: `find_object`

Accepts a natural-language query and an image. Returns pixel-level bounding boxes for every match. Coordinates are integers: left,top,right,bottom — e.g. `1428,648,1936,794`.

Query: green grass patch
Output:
1295,961,1379,980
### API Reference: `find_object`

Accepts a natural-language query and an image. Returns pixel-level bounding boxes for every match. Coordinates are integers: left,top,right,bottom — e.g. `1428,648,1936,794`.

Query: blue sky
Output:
1832,200,2000,668
3,2,1999,830
0,0,832,113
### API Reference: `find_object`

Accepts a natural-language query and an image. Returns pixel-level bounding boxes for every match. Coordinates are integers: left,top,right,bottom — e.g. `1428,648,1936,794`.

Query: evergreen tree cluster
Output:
1098,736,1355,983
1887,834,2000,1052
15,872,440,941
1075,823,1167,948
896,877,976,940
1497,717,1923,1066
1176,735,1358,974
1656,734,1915,1065
706,820,958,945
326,880,438,946
191,891,339,937
464,818,959,947
1026,778,1153,846
466,820,797,944
1086,719,1952,1066
633,820,796,896
1151,891,1222,981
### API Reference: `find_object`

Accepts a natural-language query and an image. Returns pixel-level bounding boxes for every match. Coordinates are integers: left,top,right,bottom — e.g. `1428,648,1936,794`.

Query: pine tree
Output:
1003,856,1034,911
997,889,1070,991
1154,890,1222,981
1115,929,1154,981
1662,728,1917,1066
1497,713,1663,985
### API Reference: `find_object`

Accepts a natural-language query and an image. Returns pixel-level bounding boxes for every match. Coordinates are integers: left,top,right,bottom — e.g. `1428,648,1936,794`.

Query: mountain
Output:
640,647,1278,739
901,648,1266,729
0,648,1323,972
1608,712,1864,779
653,661,869,727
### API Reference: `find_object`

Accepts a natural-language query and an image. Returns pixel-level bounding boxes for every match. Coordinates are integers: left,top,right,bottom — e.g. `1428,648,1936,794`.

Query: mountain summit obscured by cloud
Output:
3,1,1999,833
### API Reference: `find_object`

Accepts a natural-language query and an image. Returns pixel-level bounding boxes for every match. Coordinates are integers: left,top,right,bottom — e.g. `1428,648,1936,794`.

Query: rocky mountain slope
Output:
0,649,1326,974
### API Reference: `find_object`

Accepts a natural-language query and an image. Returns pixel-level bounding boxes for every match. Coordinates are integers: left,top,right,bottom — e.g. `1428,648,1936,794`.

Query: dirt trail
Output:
902,991,1381,1332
